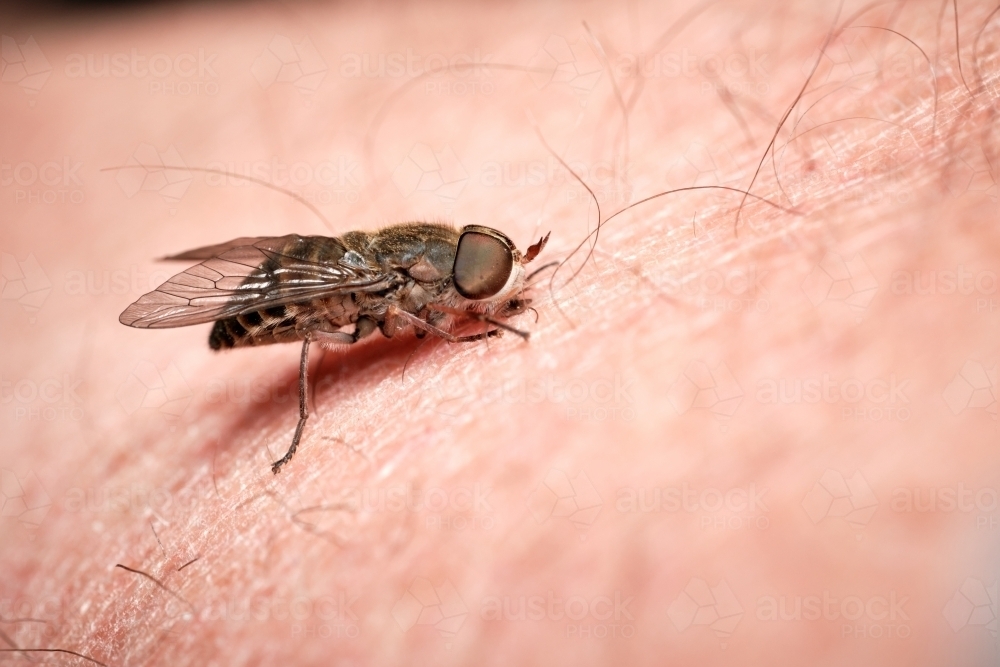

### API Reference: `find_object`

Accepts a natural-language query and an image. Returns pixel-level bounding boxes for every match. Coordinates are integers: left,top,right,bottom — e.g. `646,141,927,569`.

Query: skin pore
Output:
1,0,999,664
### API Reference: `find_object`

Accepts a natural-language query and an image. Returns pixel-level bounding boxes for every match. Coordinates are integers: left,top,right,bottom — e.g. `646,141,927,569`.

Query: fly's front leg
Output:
426,304,531,341
453,330,504,343
386,305,503,344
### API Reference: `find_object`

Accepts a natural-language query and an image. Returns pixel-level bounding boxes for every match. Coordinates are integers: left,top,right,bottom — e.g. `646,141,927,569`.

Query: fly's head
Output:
451,225,549,316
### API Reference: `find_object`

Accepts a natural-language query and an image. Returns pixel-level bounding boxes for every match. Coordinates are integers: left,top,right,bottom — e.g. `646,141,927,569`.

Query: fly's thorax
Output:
397,280,447,313
276,234,351,266
364,224,460,278
341,222,533,315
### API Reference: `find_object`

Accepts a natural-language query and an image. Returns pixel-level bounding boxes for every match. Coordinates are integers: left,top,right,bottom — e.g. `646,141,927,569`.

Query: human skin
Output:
1,0,999,664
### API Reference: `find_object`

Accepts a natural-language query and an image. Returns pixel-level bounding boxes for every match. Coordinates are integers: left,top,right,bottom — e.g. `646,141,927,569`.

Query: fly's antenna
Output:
100,164,336,233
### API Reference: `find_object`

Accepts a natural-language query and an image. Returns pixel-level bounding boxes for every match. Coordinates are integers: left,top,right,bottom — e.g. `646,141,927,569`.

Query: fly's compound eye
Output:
453,229,515,300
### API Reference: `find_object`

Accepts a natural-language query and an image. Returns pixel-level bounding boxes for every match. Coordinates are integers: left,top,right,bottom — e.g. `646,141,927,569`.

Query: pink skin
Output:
1,0,999,664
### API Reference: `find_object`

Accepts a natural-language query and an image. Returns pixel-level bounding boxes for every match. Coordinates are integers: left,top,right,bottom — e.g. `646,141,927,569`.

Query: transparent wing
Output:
120,235,391,329
162,237,270,261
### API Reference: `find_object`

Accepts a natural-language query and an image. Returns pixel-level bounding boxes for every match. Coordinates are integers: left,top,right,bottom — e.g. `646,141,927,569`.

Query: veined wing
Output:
161,237,270,261
120,235,390,328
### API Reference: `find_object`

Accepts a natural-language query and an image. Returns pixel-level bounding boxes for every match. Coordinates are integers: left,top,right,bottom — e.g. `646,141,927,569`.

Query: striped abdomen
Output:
209,297,356,350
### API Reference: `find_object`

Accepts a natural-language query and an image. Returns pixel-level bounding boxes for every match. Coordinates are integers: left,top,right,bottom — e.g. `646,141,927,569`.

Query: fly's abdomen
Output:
209,297,358,350
209,306,300,349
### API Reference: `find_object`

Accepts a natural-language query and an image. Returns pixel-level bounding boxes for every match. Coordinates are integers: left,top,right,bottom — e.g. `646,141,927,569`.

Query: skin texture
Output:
1,0,999,664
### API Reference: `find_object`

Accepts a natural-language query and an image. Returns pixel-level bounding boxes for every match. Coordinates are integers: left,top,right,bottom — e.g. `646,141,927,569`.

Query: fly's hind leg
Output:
270,318,378,475
271,333,312,475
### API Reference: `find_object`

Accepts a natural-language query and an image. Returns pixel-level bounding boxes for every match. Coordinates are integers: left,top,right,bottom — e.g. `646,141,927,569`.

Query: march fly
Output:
119,223,550,474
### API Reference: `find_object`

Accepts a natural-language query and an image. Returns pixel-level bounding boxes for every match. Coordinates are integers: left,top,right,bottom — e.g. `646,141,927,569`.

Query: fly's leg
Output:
387,306,503,343
454,330,503,343
271,310,501,473
271,333,312,474
426,303,531,341
271,318,378,475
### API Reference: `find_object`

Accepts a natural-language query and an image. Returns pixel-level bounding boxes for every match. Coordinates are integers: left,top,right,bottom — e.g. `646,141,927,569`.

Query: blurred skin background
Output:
1,0,999,665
